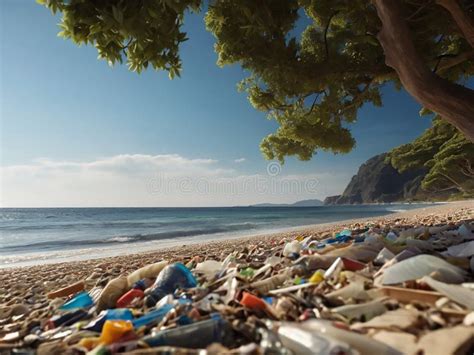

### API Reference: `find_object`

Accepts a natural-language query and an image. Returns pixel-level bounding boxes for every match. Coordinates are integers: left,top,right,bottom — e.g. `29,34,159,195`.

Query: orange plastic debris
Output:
99,320,134,345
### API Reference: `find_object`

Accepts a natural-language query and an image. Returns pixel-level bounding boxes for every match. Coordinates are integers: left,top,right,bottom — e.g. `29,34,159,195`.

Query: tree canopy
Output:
38,0,474,161
389,117,474,197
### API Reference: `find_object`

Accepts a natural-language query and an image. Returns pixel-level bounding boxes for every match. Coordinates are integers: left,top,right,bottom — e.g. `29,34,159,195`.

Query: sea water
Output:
0,204,430,267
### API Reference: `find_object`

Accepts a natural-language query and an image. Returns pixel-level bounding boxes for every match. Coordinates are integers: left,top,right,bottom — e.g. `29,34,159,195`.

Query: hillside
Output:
324,153,455,205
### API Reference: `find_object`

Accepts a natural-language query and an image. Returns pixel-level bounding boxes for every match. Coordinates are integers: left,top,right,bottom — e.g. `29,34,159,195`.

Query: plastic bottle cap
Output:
240,292,267,310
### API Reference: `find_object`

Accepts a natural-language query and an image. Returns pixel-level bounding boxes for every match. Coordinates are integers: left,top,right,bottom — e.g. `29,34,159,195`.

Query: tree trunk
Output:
373,0,474,142
436,0,474,48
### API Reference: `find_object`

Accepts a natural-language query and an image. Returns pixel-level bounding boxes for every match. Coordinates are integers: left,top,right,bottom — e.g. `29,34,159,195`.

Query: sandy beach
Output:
1,200,473,353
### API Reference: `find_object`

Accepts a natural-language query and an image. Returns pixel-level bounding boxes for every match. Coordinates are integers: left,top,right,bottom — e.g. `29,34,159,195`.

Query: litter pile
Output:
1,218,474,354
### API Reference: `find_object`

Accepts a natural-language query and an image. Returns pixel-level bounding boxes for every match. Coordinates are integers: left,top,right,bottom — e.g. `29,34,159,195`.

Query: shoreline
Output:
2,200,472,271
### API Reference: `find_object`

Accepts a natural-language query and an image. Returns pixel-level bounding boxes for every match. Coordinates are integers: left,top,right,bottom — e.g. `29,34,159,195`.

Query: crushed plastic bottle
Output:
143,314,234,349
145,263,197,307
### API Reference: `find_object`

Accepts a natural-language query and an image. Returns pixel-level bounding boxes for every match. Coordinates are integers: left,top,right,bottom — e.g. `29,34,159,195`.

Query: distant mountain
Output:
324,153,454,205
250,199,324,207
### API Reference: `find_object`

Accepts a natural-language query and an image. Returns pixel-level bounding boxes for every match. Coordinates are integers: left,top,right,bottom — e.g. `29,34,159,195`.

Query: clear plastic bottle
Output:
144,263,197,307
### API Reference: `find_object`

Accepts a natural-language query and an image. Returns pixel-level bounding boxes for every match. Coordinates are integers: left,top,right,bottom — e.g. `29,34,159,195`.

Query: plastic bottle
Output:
143,314,234,349
127,261,168,287
84,308,133,333
99,320,134,345
46,309,89,329
144,263,197,307
97,276,129,311
132,303,173,328
59,292,94,311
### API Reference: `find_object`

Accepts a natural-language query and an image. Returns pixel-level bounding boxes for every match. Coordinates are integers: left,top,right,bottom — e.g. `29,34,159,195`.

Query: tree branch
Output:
324,12,338,61
436,0,474,48
374,0,474,142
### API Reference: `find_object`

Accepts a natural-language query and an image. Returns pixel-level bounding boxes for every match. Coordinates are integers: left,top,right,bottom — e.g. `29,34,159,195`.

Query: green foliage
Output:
37,0,200,77
389,118,474,197
38,0,474,161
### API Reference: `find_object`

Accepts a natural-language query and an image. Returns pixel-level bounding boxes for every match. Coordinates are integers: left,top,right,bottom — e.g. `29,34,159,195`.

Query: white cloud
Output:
234,158,246,163
0,154,350,207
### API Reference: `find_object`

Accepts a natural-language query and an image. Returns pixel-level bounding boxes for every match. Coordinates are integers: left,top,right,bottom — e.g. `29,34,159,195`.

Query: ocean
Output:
0,204,429,267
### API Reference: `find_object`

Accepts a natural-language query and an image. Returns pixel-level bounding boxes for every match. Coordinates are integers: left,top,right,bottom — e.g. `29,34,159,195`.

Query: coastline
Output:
2,200,472,271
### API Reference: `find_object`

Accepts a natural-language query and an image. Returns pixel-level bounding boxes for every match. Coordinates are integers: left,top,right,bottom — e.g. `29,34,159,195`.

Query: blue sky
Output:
0,1,432,207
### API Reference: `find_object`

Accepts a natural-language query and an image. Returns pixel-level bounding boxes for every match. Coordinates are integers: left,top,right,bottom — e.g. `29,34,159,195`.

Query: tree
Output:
38,0,474,161
389,117,474,197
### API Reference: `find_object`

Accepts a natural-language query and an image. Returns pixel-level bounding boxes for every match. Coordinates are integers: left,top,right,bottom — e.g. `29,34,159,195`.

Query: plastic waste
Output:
300,320,402,355
341,257,366,271
84,309,133,333
239,267,255,278
47,281,85,299
379,286,441,305
458,223,474,239
116,288,144,308
382,254,467,285
240,292,268,310
59,292,94,311
46,310,89,329
406,238,434,252
250,272,290,294
331,299,387,321
351,308,421,331
374,248,395,266
326,281,369,302
444,240,474,257
324,257,343,282
97,276,129,311
126,260,168,287
132,304,173,328
195,260,223,279
99,320,134,345
145,263,197,307
143,314,234,349
277,323,356,355
309,270,324,284
385,231,398,242
421,276,474,310
283,240,301,258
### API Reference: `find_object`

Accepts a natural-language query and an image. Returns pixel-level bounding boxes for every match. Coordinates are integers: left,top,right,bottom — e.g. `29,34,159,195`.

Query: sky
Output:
0,1,433,207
